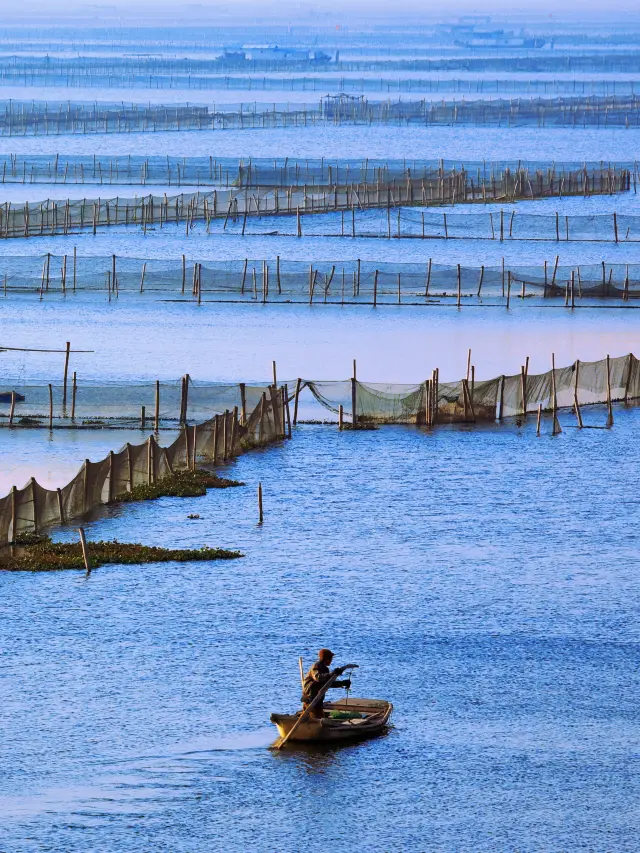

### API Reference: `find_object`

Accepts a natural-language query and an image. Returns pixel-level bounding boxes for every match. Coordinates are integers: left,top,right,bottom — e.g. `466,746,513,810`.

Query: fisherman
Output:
301,648,352,719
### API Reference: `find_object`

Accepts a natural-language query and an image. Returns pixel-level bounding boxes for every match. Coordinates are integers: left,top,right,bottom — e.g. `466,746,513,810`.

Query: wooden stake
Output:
351,359,357,426
48,383,53,429
62,341,70,407
78,527,91,572
71,372,77,421
574,359,583,428
293,377,301,426
155,380,160,432
606,354,614,427
536,403,542,435
258,482,264,523
240,382,247,425
9,391,16,425
108,450,115,502
338,404,344,430
284,386,292,439
551,353,561,434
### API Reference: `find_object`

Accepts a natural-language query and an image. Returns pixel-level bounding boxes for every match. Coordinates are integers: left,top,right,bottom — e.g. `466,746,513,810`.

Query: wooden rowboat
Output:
271,697,393,745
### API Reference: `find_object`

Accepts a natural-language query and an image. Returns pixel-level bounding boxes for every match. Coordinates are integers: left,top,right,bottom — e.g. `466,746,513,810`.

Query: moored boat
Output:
271,697,393,745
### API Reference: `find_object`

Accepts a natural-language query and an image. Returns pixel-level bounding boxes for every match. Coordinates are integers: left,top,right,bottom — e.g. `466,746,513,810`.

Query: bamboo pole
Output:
155,380,160,433
574,359,583,428
60,338,71,405
240,382,247,425
283,387,292,439
551,353,561,434
192,424,198,470
293,377,302,426
108,450,115,502
606,354,614,427
48,383,53,429
78,527,90,573
351,359,357,426
212,415,219,464
498,375,505,420
258,482,264,523
536,403,542,436
71,372,77,421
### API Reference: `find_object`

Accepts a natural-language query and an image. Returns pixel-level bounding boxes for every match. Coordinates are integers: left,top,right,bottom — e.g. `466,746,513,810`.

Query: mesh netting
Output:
4,256,640,302
0,95,639,136
301,354,636,425
0,386,288,545
0,154,633,188
0,71,637,96
0,379,281,428
3,53,640,80
0,166,630,240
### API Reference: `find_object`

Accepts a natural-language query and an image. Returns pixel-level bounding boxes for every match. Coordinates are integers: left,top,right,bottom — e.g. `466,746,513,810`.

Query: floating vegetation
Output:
116,468,243,502
1,535,243,572
342,422,379,431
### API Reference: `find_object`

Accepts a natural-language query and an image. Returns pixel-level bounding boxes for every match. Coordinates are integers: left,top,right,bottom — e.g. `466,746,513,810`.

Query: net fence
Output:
2,70,640,97
4,53,640,77
0,384,289,546
4,255,640,303
0,95,639,135
302,353,637,425
0,169,630,239
0,377,286,428
0,154,634,188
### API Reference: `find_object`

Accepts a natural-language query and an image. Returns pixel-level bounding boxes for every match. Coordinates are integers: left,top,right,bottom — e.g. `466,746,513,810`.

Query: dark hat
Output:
318,648,334,660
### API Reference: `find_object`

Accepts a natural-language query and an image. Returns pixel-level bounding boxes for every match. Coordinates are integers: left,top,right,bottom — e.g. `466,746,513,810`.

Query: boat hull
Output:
271,698,392,744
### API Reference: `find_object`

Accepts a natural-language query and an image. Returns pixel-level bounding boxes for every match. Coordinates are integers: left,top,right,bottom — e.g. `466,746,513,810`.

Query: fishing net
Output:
0,386,288,545
302,354,639,424
0,95,638,136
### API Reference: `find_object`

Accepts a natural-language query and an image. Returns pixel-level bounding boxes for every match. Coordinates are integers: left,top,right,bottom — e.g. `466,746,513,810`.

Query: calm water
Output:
1,419,640,852
2,125,639,163
2,27,640,853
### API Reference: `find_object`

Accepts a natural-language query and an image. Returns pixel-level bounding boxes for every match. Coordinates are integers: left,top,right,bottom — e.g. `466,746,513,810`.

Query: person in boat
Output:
301,648,352,719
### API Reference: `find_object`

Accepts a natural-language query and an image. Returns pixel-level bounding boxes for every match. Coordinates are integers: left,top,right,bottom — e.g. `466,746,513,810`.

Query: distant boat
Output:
217,46,333,67
455,29,547,49
271,697,393,745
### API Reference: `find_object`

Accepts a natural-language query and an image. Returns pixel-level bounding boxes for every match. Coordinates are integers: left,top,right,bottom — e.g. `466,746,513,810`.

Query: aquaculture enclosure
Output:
0,384,289,545
1,95,640,136
4,255,640,303
0,167,630,239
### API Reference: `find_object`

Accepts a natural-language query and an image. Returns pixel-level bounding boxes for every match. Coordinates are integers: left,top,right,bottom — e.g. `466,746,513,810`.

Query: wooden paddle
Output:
274,664,358,750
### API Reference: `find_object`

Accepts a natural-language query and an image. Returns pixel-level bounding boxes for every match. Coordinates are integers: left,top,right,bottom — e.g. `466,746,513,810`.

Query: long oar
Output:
274,664,358,750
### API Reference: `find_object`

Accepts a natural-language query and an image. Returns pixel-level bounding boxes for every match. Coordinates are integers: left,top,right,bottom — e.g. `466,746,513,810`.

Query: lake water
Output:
1,23,640,853
1,418,640,852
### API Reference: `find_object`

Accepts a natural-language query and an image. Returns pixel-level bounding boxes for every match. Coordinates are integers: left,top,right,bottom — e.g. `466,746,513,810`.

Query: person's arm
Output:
328,666,351,690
